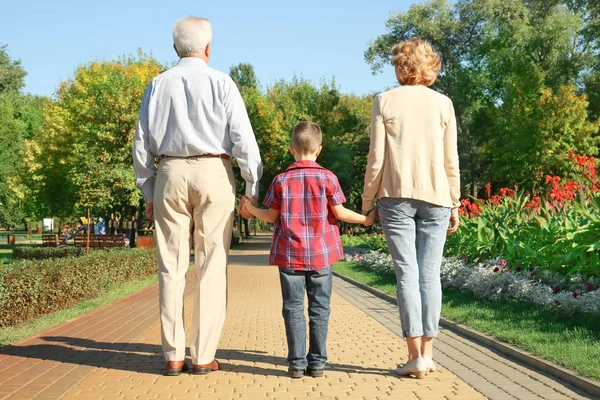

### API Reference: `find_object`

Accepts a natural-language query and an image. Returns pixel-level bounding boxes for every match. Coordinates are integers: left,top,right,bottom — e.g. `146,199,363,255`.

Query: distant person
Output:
62,218,88,243
94,217,106,234
133,16,262,376
243,121,376,378
361,39,460,379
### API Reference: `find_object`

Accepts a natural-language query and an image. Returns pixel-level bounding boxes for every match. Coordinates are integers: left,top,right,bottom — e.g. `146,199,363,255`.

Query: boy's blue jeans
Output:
278,266,332,370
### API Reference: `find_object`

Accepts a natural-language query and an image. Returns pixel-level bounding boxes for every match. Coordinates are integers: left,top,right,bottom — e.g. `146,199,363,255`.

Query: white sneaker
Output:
395,357,427,379
423,355,436,373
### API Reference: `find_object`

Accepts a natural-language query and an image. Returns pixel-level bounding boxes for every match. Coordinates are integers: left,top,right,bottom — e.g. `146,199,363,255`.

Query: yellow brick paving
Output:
58,241,485,400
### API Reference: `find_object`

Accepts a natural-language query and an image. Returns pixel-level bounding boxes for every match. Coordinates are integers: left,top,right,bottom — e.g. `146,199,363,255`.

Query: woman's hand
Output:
363,208,378,226
447,208,460,235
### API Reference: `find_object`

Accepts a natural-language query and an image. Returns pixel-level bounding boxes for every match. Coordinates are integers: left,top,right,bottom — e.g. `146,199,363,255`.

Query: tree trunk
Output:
86,208,91,254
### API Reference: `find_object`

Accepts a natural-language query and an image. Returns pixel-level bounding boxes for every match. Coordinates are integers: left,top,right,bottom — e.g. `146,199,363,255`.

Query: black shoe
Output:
288,366,305,379
305,366,324,377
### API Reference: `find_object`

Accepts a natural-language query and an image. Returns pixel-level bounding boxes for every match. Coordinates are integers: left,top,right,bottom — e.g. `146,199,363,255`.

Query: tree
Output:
0,46,44,230
25,51,165,220
0,45,26,94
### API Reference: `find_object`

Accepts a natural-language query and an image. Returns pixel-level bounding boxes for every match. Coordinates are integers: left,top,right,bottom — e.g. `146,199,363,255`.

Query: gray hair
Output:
173,17,212,55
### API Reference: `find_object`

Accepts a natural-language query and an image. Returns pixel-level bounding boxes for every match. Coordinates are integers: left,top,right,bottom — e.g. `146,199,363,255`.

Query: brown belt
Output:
160,153,230,160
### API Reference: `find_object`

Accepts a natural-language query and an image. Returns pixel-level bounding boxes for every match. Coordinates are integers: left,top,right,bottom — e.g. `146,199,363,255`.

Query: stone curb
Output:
332,271,600,398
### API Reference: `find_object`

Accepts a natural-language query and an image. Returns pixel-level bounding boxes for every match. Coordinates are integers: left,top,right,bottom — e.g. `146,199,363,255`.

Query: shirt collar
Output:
177,57,208,67
285,160,325,171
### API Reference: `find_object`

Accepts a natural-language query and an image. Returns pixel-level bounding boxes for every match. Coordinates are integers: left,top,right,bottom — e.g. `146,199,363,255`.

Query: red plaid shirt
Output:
263,160,345,270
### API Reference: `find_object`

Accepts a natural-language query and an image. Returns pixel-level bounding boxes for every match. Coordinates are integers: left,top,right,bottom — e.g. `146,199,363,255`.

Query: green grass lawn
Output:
333,261,600,381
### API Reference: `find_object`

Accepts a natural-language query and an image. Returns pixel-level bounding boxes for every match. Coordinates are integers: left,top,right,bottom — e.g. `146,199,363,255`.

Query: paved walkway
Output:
0,235,596,399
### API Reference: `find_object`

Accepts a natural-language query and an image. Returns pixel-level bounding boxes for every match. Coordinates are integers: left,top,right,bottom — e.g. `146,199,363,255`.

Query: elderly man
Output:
133,16,262,376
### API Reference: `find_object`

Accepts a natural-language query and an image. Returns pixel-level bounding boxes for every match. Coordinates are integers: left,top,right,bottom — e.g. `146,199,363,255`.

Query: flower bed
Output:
345,251,600,316
447,153,600,278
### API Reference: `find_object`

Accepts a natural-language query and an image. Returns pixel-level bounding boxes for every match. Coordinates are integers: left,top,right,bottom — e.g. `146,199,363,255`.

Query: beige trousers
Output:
154,157,235,364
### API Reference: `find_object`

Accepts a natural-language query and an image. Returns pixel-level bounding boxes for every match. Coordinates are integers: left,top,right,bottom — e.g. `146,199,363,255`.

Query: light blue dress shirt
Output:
133,57,263,203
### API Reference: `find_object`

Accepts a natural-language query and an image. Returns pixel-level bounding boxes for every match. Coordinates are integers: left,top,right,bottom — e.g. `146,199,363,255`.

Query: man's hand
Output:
238,196,257,219
447,208,460,235
145,203,154,221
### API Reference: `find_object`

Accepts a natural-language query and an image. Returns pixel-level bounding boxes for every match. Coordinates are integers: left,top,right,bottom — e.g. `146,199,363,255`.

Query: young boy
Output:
243,121,375,378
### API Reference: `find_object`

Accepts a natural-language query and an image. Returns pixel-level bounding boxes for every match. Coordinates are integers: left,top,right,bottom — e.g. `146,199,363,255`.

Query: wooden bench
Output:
42,234,67,247
74,234,126,249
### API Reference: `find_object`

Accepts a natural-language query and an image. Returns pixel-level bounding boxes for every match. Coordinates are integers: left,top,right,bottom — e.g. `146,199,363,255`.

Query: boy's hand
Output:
363,208,378,226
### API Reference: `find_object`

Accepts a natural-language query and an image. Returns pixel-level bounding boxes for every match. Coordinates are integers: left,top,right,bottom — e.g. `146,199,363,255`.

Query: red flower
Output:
553,286,561,294
493,266,500,273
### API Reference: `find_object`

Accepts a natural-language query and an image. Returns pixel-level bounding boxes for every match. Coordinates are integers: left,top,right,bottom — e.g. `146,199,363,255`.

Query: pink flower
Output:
498,259,507,267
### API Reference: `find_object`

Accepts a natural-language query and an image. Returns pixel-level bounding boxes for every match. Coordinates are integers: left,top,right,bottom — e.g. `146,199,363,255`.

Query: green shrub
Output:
0,248,156,327
12,246,83,260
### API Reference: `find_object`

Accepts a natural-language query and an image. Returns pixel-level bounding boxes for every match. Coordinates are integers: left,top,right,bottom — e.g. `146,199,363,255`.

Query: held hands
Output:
447,208,460,235
145,203,154,221
363,208,378,226
237,195,258,219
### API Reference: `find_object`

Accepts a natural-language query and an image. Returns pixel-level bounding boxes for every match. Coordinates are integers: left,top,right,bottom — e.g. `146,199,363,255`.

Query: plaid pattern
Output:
263,160,346,270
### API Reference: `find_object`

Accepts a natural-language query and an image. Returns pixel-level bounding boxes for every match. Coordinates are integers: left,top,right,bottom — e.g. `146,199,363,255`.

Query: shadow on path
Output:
0,336,393,377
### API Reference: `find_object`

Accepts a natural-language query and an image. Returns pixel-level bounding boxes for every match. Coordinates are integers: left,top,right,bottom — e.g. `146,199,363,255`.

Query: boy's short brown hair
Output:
291,121,322,154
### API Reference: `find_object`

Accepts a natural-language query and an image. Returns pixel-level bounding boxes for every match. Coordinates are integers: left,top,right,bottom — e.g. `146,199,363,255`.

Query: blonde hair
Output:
173,17,212,56
291,121,322,154
391,39,441,86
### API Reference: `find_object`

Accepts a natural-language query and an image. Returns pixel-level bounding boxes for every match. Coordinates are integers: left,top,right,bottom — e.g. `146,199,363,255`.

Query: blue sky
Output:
1,0,414,97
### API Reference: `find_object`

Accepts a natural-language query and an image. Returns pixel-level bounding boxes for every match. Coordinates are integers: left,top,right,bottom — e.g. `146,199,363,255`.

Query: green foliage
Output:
25,52,165,217
446,191,600,277
341,234,389,253
0,45,26,94
0,248,155,327
12,246,82,260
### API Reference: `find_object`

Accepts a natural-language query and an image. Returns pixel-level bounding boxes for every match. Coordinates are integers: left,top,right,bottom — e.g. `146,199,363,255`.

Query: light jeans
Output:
378,198,450,338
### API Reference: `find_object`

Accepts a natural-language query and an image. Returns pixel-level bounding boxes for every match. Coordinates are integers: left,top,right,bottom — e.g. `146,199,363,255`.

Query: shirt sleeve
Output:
224,79,263,198
263,178,282,210
133,82,156,204
444,99,461,208
327,173,346,206
361,94,386,213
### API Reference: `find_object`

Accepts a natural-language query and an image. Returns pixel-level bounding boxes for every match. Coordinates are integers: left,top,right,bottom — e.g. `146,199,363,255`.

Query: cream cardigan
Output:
362,85,460,212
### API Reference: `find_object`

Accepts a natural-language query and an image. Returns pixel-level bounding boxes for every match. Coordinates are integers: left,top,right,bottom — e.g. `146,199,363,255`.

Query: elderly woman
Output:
362,39,460,378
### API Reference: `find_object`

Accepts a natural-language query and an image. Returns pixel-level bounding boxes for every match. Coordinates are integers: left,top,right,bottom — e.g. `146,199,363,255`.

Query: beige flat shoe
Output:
395,357,427,379
423,355,436,373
